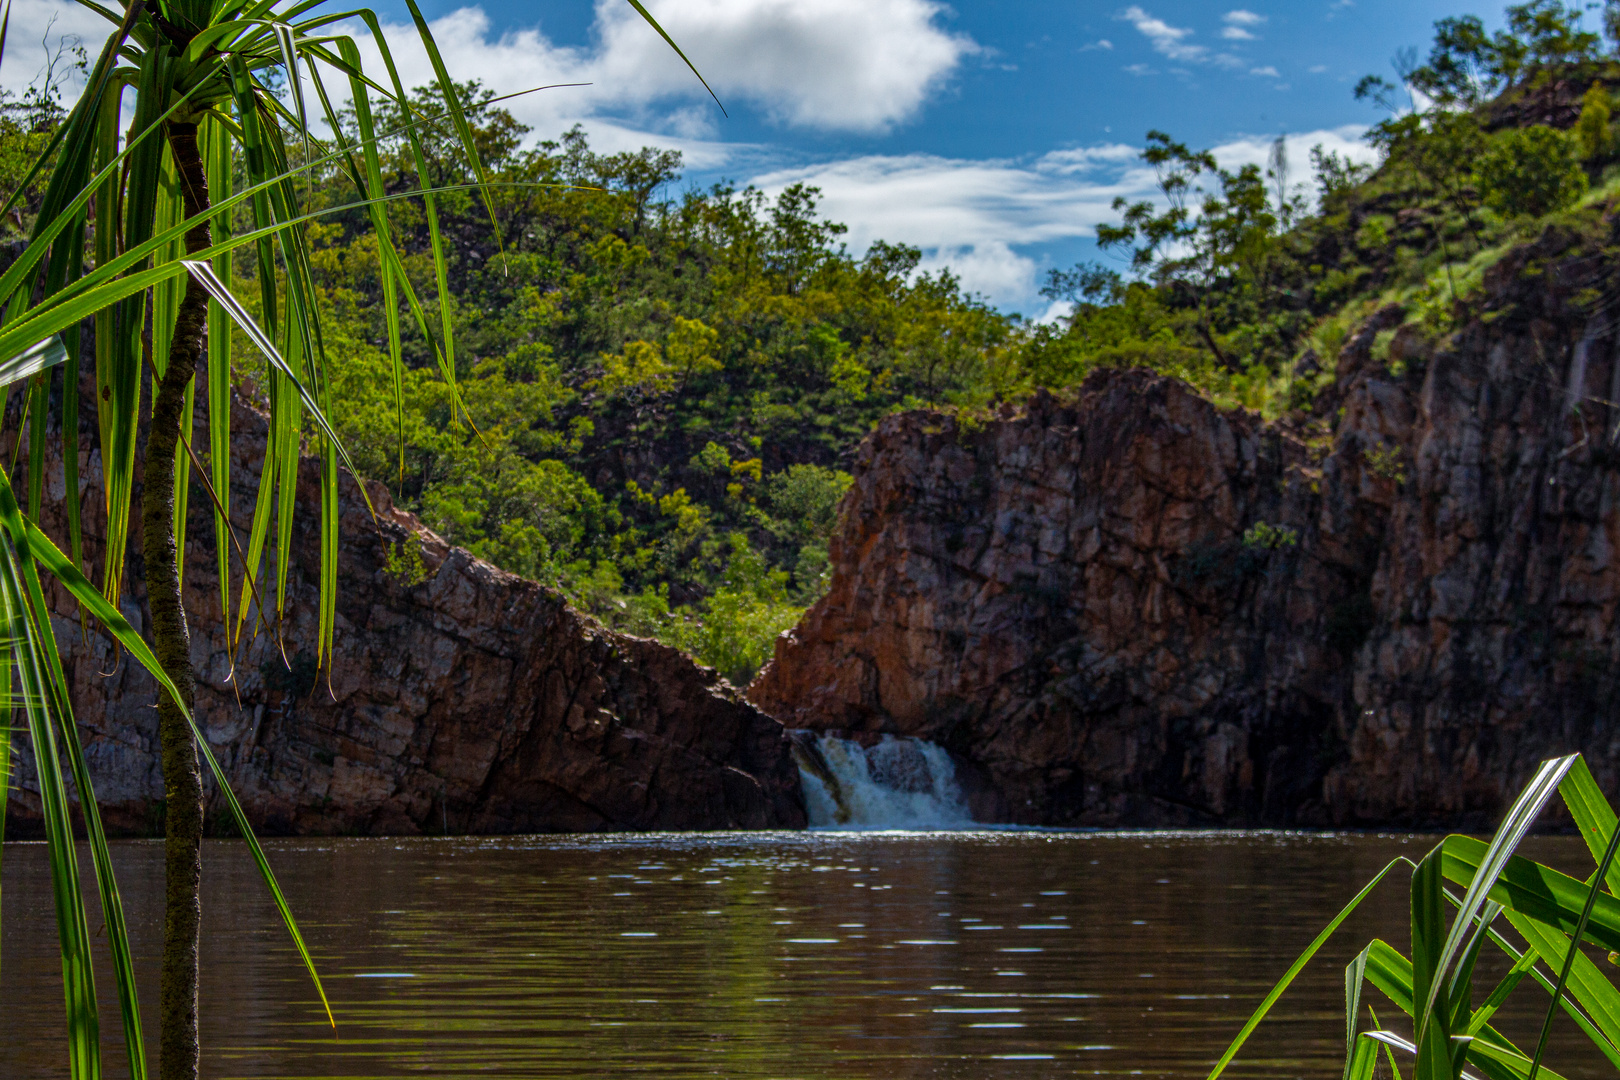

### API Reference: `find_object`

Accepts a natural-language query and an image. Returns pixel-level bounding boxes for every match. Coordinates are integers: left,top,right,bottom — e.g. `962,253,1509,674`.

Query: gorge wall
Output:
5,386,805,836
751,222,1620,829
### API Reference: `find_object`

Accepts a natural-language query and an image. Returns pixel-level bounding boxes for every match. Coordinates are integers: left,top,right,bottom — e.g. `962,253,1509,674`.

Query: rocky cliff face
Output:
751,223,1620,828
6,389,805,836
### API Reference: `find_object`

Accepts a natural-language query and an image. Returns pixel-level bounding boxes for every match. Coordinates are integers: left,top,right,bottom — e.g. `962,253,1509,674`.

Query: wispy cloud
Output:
1221,10,1265,40
1119,6,1206,62
1037,144,1141,173
1250,65,1280,78
1121,6,1265,68
750,126,1378,308
1081,39,1114,51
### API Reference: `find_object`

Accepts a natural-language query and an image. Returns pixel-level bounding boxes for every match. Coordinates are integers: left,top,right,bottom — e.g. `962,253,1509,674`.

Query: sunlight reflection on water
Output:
1,830,1606,1079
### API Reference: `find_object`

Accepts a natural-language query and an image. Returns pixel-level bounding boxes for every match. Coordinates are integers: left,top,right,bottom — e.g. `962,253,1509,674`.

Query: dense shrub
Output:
1477,124,1589,216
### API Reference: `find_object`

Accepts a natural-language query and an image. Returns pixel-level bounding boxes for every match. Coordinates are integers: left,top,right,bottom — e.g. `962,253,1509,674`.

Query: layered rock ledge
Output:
751,225,1620,828
6,390,805,836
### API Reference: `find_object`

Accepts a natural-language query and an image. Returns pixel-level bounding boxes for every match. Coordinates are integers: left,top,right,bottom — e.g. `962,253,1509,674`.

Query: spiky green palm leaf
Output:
1210,755,1620,1080
0,1,712,1076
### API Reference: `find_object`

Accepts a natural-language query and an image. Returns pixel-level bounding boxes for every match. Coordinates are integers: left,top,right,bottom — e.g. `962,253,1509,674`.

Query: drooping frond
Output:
0,1,717,1064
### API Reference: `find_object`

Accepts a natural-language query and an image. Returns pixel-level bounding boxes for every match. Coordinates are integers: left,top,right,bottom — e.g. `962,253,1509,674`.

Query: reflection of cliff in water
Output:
791,731,972,828
15,832,1601,1078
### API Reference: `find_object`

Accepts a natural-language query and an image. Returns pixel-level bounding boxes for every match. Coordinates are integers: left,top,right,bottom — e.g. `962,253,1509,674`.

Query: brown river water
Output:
0,830,1609,1079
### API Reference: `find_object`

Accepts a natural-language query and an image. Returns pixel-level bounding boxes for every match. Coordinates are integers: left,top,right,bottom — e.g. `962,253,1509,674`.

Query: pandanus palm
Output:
1211,754,1620,1080
0,1,711,1078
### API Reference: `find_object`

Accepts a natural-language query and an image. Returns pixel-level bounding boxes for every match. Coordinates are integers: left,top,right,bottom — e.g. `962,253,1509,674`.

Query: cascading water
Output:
791,732,973,828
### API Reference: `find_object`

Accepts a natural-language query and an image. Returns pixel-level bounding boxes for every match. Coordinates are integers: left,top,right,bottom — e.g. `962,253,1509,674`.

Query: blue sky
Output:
9,0,1530,314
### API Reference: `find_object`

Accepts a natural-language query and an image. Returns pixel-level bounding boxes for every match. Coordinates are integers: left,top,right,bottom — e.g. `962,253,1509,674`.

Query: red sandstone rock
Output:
5,388,805,835
751,225,1620,828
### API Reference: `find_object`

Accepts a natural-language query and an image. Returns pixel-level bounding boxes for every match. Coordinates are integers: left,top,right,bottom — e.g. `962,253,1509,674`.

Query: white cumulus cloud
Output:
5,0,974,157
1037,143,1141,174
750,126,1379,308
581,0,975,132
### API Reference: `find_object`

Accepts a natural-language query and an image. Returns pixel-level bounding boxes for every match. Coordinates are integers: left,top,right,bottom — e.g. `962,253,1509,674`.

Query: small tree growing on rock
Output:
1477,124,1589,216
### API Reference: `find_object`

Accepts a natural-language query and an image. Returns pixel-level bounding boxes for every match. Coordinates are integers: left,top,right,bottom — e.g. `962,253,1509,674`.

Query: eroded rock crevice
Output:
751,229,1620,828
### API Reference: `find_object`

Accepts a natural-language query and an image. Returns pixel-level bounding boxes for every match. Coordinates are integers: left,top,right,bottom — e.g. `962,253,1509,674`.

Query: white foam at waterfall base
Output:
796,734,974,828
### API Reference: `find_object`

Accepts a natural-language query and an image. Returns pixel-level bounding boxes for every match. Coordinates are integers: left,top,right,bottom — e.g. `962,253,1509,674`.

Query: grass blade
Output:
3,498,189,711
0,461,329,1038
0,570,8,983
618,0,726,115
204,114,235,653
333,38,406,484
26,370,43,519
1346,948,1370,1080
1441,836,1620,953
1206,856,1416,1080
185,712,334,1026
0,335,67,387
1558,758,1620,897
1527,815,1620,1080
1482,915,1620,1068
346,8,460,420
180,259,367,490
1412,847,1457,1080
1467,942,1539,1036
0,530,100,1080
316,435,337,670
1369,1007,1405,1080
2,477,149,1080
1348,1032,1383,1080
1418,756,1579,1048
400,0,509,273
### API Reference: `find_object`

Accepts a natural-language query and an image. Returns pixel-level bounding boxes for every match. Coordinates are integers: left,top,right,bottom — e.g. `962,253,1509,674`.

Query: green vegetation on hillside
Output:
6,0,1613,686
230,0,1620,682
1035,0,1620,426
245,91,1013,682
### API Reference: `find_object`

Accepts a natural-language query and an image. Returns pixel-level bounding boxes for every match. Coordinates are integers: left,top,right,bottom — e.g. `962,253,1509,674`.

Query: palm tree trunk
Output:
147,118,209,1080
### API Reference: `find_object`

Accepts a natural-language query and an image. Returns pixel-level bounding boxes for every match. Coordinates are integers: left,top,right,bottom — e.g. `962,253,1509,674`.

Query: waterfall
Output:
791,732,973,828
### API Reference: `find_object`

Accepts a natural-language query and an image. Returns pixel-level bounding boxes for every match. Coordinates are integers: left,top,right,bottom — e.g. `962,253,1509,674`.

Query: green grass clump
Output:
1211,754,1620,1080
